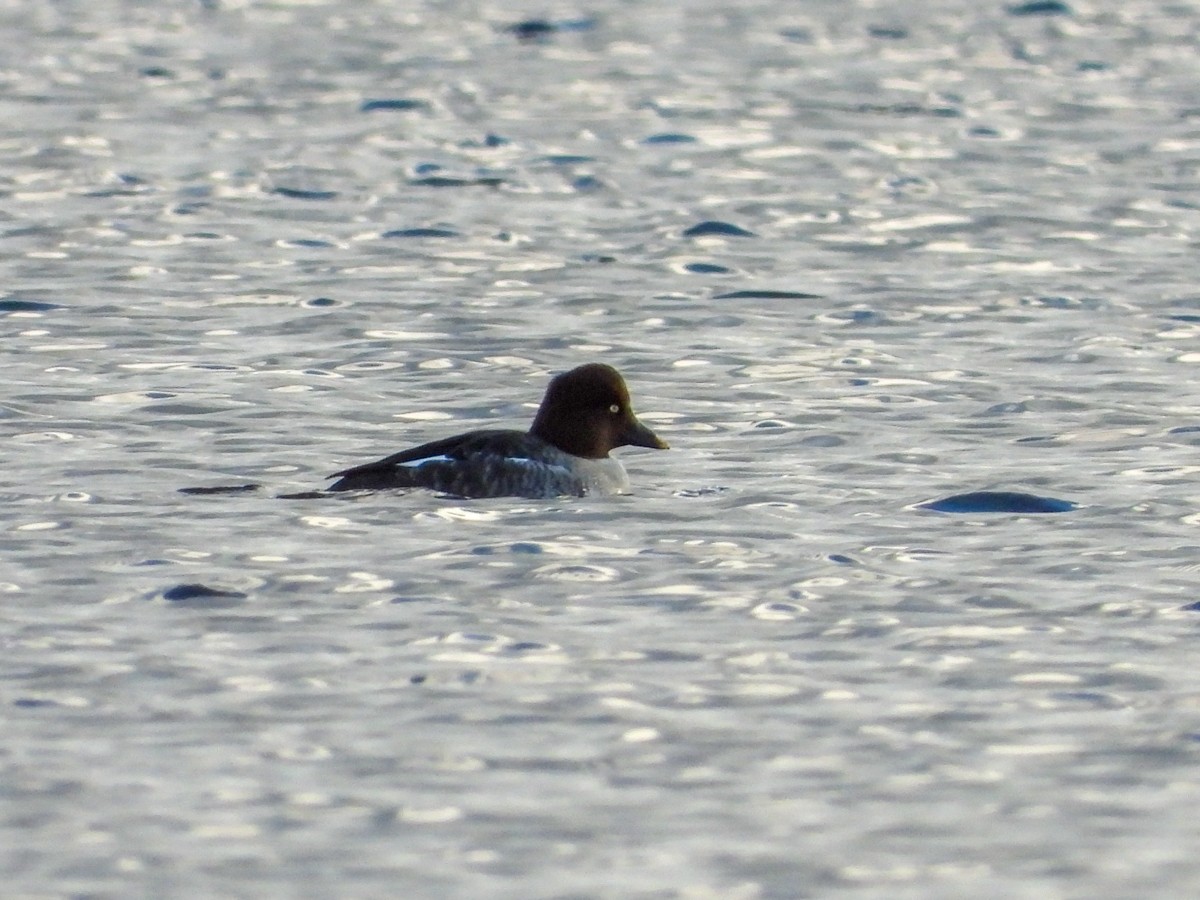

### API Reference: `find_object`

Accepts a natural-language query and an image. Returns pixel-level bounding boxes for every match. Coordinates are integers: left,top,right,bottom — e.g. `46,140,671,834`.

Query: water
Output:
4,1,1200,897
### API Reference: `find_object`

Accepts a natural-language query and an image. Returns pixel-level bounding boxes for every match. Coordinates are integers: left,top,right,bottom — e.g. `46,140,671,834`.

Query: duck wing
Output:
327,430,585,497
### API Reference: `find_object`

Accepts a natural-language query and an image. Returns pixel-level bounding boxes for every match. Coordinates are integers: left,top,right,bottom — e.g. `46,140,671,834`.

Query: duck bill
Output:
622,418,669,450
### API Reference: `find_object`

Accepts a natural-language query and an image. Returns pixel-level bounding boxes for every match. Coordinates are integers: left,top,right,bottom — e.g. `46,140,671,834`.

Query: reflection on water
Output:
4,0,1200,896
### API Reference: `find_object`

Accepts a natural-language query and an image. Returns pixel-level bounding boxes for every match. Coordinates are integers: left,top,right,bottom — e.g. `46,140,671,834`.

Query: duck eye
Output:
609,403,620,414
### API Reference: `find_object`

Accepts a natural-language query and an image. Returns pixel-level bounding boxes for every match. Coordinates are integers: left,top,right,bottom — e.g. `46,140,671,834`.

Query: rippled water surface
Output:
5,1,1200,897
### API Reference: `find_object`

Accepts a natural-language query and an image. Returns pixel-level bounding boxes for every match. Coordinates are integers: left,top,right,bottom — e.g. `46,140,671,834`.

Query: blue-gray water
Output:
5,1,1200,897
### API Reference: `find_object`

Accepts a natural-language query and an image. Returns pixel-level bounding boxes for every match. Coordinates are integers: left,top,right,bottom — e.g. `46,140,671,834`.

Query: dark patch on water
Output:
475,542,545,555
506,641,549,654
1014,436,1061,445
714,290,821,300
1008,0,1071,15
505,19,557,40
868,26,908,39
779,27,814,43
360,98,429,113
161,583,248,604
381,227,461,239
854,102,961,118
85,186,150,198
686,263,732,274
683,221,755,238
642,133,697,145
13,697,60,709
178,484,261,496
503,18,596,41
0,298,63,313
282,238,335,248
537,154,595,166
919,491,1077,514
272,186,338,200
459,133,510,149
408,175,505,188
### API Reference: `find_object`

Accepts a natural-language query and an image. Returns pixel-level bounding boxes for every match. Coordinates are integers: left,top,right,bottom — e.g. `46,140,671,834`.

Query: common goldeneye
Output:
327,363,668,498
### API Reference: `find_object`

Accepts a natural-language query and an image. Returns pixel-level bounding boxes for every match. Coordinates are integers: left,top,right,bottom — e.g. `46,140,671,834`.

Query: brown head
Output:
529,363,669,459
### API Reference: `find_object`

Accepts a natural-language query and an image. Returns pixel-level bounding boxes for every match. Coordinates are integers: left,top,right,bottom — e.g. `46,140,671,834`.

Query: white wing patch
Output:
397,454,452,468
397,454,570,476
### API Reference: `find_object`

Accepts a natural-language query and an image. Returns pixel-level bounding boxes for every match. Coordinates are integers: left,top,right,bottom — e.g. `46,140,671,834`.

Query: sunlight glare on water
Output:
3,0,1200,897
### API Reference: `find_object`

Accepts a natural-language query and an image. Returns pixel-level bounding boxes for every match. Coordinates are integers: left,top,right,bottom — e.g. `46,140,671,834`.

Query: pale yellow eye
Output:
609,404,620,414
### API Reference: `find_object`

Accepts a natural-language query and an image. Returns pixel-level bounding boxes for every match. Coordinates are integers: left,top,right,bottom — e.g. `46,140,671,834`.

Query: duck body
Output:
327,429,633,497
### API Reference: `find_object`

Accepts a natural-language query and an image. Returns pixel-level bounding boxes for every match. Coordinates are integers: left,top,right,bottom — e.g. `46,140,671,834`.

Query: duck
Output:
327,363,668,498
